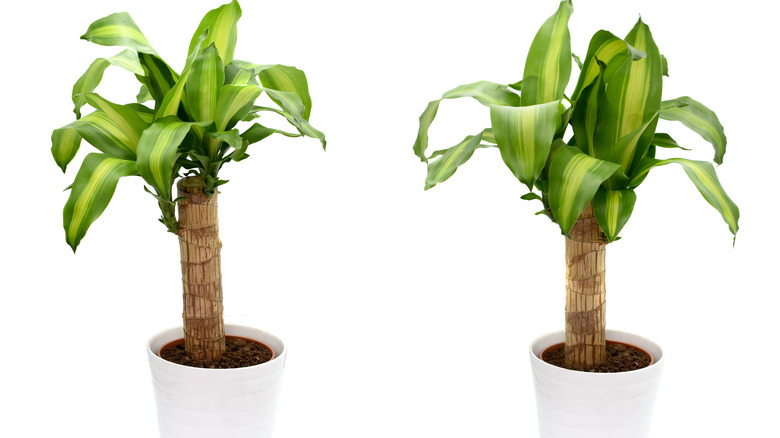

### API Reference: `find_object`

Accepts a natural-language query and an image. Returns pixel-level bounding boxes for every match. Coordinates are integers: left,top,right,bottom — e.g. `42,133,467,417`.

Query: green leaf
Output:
136,53,180,105
63,153,138,251
593,188,636,242
155,29,209,120
225,60,262,85
424,131,484,190
241,123,301,145
136,85,152,103
548,145,620,235
520,0,573,106
594,18,663,163
84,93,148,151
490,101,561,189
72,50,145,119
571,30,645,101
80,12,157,55
652,133,690,151
261,88,327,149
185,44,224,123
51,127,83,173
413,81,521,162
603,112,660,180
660,96,727,164
136,118,210,202
215,84,262,131
630,158,739,237
187,0,241,65
257,64,313,121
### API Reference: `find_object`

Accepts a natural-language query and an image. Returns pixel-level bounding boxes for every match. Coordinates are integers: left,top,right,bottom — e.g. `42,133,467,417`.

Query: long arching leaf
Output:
63,154,138,251
548,145,620,235
490,101,561,189
593,187,636,242
215,84,262,131
187,0,241,65
630,157,739,238
520,0,573,106
261,88,326,149
72,50,144,118
414,81,521,162
424,131,485,190
84,93,149,151
80,12,157,55
660,96,727,164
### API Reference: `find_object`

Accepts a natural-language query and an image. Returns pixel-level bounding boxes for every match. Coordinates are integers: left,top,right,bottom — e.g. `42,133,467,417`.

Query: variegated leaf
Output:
593,188,636,242
414,81,521,162
72,49,145,118
548,145,620,235
63,153,138,251
520,0,573,106
185,44,224,123
571,30,645,101
424,131,485,190
257,64,313,120
187,0,241,65
241,123,301,145
660,96,727,164
51,127,83,173
136,53,180,104
490,101,561,189
80,12,157,55
215,84,262,131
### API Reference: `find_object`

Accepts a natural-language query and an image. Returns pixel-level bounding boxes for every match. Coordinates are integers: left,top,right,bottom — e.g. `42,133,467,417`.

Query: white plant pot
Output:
529,330,664,438
147,324,287,438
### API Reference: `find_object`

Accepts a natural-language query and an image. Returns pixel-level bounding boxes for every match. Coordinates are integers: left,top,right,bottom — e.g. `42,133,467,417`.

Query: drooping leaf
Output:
660,96,727,164
571,30,645,101
261,88,326,149
225,60,262,85
424,131,485,190
241,123,301,145
413,81,521,162
490,101,561,189
257,64,313,120
593,188,636,242
83,93,149,151
63,153,138,251
548,145,620,235
652,133,690,151
520,0,573,106
187,0,241,65
51,127,83,173
630,158,739,237
136,84,152,103
80,12,157,55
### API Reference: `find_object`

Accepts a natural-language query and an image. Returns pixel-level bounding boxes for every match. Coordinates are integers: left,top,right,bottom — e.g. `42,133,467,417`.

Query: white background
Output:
2,0,777,436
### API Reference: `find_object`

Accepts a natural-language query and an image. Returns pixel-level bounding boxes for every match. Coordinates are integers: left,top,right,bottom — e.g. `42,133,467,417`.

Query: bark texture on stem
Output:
564,202,606,369
177,177,225,361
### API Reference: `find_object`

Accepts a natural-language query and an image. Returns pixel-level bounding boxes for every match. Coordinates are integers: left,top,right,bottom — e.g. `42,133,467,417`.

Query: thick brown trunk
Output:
177,177,225,361
564,202,607,368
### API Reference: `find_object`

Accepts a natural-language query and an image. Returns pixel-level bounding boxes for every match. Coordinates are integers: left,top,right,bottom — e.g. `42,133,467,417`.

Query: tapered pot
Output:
529,330,664,438
147,324,287,438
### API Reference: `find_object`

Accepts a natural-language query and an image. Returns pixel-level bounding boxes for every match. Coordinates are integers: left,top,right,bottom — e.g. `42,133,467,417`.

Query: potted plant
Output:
412,1,738,436
50,1,325,436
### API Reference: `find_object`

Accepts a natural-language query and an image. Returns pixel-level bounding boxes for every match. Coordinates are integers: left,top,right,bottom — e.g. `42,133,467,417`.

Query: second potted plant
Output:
413,1,738,436
50,1,325,436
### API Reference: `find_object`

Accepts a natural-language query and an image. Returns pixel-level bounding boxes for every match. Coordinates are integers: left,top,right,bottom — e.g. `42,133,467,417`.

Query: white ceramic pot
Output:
529,330,664,438
147,324,287,438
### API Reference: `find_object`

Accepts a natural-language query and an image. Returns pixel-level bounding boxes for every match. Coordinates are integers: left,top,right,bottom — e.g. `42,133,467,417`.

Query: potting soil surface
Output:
161,337,273,369
542,342,651,372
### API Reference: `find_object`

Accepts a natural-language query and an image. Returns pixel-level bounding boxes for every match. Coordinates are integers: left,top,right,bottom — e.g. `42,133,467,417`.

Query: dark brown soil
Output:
542,341,652,373
160,336,274,369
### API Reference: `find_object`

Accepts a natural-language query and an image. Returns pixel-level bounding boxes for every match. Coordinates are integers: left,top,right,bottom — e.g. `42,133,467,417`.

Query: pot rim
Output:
530,329,664,376
147,323,286,373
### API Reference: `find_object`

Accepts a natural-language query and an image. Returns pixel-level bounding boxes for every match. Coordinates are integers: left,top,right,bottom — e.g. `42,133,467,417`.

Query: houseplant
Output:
50,0,325,436
413,0,738,436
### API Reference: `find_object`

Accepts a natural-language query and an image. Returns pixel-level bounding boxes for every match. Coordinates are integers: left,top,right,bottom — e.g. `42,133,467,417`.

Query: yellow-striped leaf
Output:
187,0,241,65
63,153,138,251
84,94,148,150
215,84,262,131
520,0,573,106
660,96,727,164
51,127,83,173
185,44,224,123
154,29,210,120
225,60,262,85
593,188,636,242
424,131,485,190
548,145,620,235
490,101,561,189
68,111,137,160
571,30,645,101
72,49,144,119
630,158,739,238
137,53,180,104
261,88,326,149
258,65,313,120
81,12,157,55
241,123,301,145
595,18,662,163
414,81,521,162
136,118,209,202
